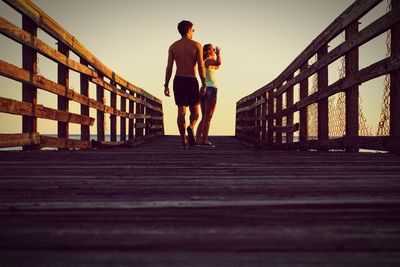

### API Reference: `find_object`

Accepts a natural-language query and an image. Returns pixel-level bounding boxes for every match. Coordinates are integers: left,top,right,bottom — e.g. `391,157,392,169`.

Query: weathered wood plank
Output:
0,16,97,78
317,45,329,149
90,76,162,112
297,56,400,110
40,135,91,149
57,42,69,140
0,96,94,126
345,21,360,152
3,0,161,104
237,0,383,105
0,133,40,148
0,60,101,110
0,136,399,267
0,60,139,119
270,123,299,134
273,7,400,97
21,15,37,150
390,0,400,139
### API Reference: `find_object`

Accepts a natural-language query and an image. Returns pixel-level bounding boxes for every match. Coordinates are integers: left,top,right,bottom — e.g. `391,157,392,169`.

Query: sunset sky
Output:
0,0,389,136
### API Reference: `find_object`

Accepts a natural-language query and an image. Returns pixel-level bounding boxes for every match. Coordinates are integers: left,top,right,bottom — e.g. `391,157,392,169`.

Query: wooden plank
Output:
120,88,127,142
299,63,308,146
135,95,144,139
0,16,97,78
40,135,91,149
390,0,400,143
237,0,383,105
317,45,328,150
0,96,94,126
297,56,400,110
80,58,90,141
0,60,100,110
286,74,294,143
0,60,132,119
96,74,105,142
267,89,274,143
345,21,360,152
110,81,117,142
0,133,40,148
21,15,37,150
235,98,266,114
270,123,299,134
57,42,69,140
3,0,162,104
1,136,400,266
128,92,134,140
90,77,162,112
273,6,400,98
343,135,400,152
276,86,283,144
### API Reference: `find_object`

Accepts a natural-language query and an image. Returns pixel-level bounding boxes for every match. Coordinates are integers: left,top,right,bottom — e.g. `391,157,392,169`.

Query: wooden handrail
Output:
236,0,400,153
237,0,382,105
0,0,164,149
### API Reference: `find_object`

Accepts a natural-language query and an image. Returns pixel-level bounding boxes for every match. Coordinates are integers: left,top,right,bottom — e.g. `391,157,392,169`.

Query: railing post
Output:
256,96,261,141
57,42,69,145
287,74,294,143
22,16,37,150
267,89,274,143
276,85,283,144
135,95,144,140
345,21,360,152
120,88,127,142
128,92,134,140
317,45,329,151
261,92,267,142
110,81,117,142
80,58,90,142
299,63,309,149
390,0,400,147
96,74,105,142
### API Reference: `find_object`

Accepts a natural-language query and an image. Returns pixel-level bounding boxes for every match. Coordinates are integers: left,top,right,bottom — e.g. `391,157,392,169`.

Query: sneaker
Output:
200,141,215,147
186,126,196,146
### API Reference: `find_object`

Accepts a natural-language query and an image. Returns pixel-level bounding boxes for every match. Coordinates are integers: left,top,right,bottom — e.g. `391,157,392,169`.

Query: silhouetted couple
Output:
164,20,222,149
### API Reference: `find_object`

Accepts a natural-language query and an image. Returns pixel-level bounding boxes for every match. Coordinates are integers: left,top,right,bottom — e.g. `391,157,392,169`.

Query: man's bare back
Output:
168,38,203,78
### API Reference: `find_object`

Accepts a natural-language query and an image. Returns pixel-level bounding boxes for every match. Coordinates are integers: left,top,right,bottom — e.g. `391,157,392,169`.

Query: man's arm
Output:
164,47,174,96
196,43,206,90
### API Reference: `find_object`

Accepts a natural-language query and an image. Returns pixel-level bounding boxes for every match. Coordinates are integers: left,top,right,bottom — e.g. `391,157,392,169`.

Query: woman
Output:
196,44,222,147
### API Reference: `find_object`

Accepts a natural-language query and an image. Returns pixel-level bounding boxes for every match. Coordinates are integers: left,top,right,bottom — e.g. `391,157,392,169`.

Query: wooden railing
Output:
0,0,163,150
236,0,400,153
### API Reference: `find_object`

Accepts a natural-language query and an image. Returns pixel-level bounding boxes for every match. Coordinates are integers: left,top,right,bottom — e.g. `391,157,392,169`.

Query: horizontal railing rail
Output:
0,0,164,150
236,0,400,153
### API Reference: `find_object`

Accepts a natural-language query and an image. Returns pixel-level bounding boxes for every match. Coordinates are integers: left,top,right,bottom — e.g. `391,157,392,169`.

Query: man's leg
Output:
189,104,199,129
187,104,199,146
177,106,187,145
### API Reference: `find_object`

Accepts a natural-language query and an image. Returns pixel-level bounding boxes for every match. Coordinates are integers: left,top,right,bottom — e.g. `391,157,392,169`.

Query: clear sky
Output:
0,0,389,136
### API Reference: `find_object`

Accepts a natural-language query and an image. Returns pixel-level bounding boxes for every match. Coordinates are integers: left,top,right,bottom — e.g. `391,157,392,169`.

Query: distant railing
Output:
0,0,163,150
236,0,400,153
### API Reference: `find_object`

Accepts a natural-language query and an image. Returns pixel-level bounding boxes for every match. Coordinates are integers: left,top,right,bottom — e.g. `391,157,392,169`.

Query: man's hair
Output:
177,20,193,36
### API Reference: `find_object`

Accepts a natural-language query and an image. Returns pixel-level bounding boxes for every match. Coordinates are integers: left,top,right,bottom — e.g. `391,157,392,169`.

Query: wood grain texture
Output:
0,136,400,266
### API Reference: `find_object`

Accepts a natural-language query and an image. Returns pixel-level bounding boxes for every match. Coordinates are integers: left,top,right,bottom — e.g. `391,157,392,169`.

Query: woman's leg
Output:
201,99,217,144
196,99,206,144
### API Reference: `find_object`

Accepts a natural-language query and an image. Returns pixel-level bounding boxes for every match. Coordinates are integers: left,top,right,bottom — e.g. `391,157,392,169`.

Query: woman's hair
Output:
177,20,193,36
203,44,212,60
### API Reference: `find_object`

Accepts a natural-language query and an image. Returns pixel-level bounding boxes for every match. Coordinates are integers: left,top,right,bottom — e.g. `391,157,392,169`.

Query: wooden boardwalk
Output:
1,135,400,266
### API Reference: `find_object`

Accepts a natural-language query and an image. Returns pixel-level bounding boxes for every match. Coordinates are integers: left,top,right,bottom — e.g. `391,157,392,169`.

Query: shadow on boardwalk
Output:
0,135,400,266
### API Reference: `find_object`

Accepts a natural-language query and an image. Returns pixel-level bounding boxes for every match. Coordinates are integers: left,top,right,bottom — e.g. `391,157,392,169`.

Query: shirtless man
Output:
164,20,206,148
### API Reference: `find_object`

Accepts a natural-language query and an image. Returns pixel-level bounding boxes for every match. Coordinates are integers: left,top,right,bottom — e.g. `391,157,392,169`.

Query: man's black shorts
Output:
173,76,199,107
